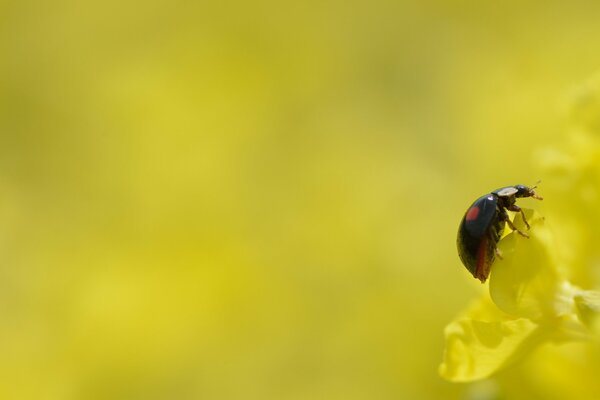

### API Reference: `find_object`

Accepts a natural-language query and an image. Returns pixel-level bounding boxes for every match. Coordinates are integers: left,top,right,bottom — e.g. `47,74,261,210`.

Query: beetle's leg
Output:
505,217,529,238
507,204,530,229
500,208,530,238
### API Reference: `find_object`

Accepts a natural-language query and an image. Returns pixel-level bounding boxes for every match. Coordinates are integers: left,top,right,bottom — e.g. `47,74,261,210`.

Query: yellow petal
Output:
439,298,546,382
489,211,563,320
574,290,600,335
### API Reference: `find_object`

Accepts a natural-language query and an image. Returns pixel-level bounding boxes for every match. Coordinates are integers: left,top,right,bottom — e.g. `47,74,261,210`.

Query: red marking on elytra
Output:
466,206,480,221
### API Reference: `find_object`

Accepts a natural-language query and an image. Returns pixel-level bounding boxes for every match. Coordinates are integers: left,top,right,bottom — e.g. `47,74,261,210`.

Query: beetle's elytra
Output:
457,184,543,283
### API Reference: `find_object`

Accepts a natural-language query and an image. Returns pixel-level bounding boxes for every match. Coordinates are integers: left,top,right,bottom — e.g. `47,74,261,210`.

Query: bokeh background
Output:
1,0,600,399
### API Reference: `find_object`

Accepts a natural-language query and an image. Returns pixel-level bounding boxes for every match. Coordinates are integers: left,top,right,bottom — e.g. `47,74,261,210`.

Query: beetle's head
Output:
515,183,543,200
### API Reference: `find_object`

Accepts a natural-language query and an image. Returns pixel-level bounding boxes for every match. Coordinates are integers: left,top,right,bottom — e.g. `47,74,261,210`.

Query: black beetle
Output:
457,184,542,283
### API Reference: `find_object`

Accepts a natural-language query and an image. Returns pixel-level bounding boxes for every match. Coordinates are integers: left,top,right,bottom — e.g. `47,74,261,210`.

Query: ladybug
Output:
457,184,542,283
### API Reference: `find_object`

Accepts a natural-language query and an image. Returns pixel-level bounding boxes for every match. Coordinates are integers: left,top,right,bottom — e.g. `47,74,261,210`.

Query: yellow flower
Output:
440,210,600,382
440,75,600,385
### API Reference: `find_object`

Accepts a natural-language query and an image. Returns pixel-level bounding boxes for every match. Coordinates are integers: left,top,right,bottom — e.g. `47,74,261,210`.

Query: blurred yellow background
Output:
1,0,600,399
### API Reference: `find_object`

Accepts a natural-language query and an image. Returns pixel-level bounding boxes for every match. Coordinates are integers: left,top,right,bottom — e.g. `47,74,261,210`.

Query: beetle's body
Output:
456,185,542,283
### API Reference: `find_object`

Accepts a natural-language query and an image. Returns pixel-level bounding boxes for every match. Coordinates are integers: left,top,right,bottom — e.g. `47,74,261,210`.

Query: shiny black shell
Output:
457,184,542,282
457,194,505,282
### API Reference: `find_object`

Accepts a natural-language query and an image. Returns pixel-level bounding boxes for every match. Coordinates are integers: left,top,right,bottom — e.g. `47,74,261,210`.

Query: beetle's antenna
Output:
530,180,543,200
